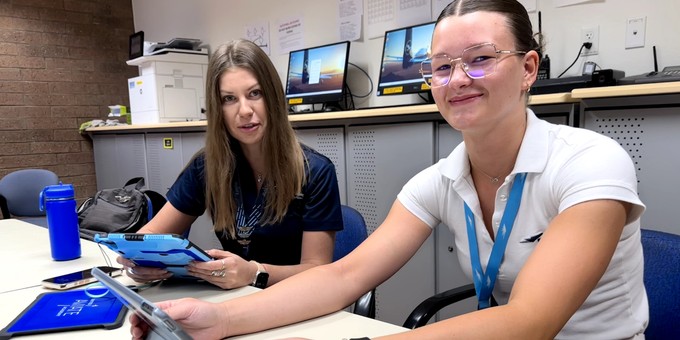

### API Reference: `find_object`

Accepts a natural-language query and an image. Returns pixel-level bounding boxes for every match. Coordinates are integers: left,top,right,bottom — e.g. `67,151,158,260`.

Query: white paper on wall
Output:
396,0,431,27
518,0,537,12
432,0,448,19
277,16,305,55
245,22,271,55
366,0,395,39
338,0,363,41
553,0,596,8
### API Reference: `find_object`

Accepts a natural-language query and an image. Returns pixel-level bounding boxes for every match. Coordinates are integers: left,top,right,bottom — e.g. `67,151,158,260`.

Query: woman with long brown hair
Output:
118,39,343,290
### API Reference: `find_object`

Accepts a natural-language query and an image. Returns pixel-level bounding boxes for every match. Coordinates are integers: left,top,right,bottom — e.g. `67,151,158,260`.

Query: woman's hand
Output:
187,250,257,289
116,256,172,282
130,298,227,340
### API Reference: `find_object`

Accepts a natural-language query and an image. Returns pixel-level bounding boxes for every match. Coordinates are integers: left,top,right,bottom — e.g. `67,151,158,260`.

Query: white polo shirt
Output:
398,109,647,338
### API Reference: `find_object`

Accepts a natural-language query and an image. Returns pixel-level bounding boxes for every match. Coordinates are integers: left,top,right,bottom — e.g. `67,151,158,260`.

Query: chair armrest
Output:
353,289,376,319
0,194,10,219
402,283,476,329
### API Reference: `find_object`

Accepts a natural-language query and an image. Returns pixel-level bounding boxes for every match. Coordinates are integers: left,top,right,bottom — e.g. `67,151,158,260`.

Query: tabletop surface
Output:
0,219,408,339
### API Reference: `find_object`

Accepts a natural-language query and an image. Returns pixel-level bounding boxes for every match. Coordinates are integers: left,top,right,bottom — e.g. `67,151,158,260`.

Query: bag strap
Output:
124,177,145,191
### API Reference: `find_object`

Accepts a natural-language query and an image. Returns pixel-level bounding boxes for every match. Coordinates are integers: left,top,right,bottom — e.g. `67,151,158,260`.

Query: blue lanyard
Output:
464,172,527,309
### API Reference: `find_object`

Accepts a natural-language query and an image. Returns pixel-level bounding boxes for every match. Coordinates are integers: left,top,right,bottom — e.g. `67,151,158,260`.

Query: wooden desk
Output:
0,220,408,339
571,81,680,99
0,219,120,294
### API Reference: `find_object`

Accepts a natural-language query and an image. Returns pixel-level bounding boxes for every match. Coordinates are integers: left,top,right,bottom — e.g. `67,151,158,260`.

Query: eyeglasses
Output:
420,43,527,88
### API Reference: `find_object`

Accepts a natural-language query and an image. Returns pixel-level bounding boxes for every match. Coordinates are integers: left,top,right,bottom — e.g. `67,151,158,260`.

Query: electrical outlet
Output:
581,25,599,56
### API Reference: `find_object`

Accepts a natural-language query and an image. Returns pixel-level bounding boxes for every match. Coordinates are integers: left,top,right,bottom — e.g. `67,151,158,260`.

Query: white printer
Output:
126,52,208,124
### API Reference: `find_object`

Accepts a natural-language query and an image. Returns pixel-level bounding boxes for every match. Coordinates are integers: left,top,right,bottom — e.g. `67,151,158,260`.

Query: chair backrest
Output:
124,176,167,220
0,169,59,217
334,205,369,261
641,228,680,339
334,205,375,318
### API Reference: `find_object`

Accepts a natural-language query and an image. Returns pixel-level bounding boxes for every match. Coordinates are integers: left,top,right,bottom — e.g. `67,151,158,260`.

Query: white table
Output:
0,219,408,339
0,219,121,294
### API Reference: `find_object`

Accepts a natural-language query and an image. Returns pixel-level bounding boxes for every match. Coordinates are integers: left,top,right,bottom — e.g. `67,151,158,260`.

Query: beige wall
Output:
131,0,680,109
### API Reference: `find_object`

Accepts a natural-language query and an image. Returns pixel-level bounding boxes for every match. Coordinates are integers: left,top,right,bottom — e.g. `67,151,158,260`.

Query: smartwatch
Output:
250,261,269,288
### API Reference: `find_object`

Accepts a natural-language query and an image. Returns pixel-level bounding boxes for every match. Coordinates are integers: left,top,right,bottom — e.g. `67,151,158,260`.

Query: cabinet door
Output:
583,107,680,236
178,133,222,250
92,134,148,190
295,127,347,204
346,122,435,325
530,103,577,126
145,133,185,195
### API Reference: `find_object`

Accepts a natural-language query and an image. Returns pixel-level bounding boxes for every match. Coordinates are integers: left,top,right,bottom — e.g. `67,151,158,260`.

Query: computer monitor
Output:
376,22,435,98
285,41,350,111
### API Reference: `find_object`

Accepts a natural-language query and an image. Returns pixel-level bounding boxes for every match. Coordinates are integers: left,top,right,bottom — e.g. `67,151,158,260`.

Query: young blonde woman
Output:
118,39,343,290
131,1,647,338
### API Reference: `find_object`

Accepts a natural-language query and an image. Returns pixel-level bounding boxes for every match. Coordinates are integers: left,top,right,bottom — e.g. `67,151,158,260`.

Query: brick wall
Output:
0,0,137,202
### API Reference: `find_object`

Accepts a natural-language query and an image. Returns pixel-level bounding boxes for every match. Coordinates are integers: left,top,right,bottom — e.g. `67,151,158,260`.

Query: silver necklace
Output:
478,169,501,183
256,173,263,184
471,163,504,184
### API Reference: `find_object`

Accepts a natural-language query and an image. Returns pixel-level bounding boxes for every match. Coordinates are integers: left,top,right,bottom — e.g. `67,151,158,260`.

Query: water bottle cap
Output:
41,184,75,200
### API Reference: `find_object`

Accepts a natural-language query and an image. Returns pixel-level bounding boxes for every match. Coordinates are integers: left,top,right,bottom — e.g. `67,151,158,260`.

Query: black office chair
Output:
640,229,680,339
402,283,476,329
334,205,376,318
0,169,59,228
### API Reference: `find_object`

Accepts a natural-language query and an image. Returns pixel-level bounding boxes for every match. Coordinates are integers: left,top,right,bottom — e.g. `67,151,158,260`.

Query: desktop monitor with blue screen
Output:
285,41,350,112
377,22,435,98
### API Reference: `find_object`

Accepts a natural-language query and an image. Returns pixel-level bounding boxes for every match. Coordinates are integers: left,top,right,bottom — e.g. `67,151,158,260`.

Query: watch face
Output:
254,272,269,288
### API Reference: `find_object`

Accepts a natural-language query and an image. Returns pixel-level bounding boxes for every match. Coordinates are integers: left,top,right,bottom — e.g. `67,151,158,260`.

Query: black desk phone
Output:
618,65,680,85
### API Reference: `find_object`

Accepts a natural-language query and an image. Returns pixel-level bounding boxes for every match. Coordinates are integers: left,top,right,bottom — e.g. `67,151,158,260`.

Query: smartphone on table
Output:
41,266,123,290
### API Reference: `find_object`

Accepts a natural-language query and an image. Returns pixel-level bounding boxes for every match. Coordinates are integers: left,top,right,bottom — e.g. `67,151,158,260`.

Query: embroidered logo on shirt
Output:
520,232,543,243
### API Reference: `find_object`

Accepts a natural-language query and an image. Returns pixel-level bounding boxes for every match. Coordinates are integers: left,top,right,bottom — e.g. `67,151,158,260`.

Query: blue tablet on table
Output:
0,288,126,339
94,233,213,279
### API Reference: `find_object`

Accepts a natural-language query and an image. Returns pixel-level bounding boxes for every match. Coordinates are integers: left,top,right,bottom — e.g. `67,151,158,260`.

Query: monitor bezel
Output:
376,21,435,97
128,31,144,60
284,40,351,108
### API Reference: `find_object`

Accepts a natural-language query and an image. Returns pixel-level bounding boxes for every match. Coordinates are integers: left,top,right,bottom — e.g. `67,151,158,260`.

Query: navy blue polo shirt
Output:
166,144,343,265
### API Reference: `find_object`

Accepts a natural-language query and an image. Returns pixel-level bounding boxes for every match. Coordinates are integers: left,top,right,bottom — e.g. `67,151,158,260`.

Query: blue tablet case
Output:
0,289,127,339
94,233,212,279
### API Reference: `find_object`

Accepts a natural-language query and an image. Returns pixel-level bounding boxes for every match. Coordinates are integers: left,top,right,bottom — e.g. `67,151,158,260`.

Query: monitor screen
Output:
285,41,350,107
377,22,435,96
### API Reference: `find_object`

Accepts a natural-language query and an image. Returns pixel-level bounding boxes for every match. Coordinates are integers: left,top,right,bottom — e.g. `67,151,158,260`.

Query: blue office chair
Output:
641,228,680,339
0,169,59,228
334,205,376,318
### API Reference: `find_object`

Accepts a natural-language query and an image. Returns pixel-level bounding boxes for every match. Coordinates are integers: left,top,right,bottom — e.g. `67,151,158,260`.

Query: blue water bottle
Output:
39,183,81,261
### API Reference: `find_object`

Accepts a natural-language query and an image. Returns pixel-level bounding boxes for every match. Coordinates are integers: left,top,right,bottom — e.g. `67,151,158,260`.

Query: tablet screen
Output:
1,289,126,337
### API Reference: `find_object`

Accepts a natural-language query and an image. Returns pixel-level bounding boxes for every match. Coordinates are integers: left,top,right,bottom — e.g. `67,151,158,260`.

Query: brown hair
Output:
436,0,544,58
202,39,305,237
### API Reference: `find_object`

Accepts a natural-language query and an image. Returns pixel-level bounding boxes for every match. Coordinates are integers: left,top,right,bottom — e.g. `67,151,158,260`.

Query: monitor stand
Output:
424,91,435,104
